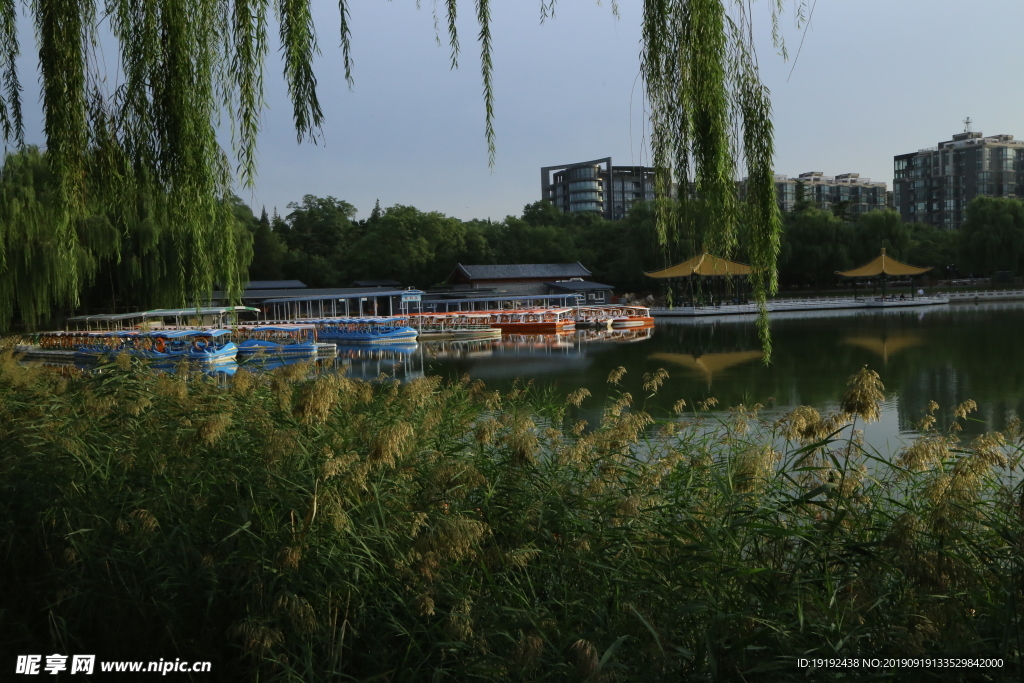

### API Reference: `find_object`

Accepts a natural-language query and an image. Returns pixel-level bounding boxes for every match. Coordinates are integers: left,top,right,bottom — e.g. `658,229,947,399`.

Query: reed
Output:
1,348,1022,681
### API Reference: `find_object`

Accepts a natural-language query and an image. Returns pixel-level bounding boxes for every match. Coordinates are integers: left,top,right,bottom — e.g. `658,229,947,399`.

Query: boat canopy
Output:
187,329,232,338
644,253,752,279
144,306,261,318
81,330,137,337
835,249,932,278
312,317,410,324
262,290,423,304
250,325,316,332
66,311,149,324
139,330,208,339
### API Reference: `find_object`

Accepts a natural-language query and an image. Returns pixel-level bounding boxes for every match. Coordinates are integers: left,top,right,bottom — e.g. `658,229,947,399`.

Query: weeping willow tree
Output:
643,0,793,355
0,0,795,340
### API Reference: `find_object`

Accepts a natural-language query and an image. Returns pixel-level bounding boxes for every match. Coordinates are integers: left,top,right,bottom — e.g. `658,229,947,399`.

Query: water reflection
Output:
16,303,1024,450
648,351,764,388
423,302,1024,448
843,333,925,364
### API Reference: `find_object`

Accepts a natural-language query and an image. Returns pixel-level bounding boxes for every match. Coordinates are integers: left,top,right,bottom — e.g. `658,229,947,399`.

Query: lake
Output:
417,301,1024,453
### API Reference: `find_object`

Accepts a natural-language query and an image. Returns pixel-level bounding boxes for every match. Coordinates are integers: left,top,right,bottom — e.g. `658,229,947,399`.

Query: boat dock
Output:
652,295,949,317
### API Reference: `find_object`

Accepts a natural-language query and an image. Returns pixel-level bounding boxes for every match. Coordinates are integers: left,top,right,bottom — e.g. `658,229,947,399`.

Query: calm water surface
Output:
417,301,1024,452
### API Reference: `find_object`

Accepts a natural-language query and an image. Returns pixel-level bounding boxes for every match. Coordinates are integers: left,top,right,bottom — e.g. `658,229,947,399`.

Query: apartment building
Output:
893,130,1024,229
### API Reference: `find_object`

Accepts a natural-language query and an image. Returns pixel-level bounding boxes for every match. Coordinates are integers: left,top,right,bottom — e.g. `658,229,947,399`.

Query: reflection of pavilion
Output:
843,333,924,364
649,350,763,387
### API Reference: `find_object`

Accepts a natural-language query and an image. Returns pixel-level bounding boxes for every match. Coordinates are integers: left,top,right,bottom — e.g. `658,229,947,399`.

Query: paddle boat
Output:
487,308,576,334
609,305,655,328
136,330,238,365
232,325,319,359
407,312,500,340
44,329,238,365
310,317,418,345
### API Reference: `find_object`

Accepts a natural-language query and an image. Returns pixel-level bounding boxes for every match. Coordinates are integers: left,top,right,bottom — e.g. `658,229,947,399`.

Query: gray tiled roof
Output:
351,279,403,287
453,262,592,281
245,280,307,290
210,287,408,302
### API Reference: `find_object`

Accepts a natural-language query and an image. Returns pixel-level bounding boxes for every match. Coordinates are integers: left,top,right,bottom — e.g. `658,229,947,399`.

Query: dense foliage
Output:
249,197,666,293
0,1,805,348
0,148,252,330
1,349,1023,680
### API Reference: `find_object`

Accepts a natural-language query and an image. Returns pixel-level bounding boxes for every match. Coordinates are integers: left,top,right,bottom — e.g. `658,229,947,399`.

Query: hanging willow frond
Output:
1,0,792,336
642,0,785,359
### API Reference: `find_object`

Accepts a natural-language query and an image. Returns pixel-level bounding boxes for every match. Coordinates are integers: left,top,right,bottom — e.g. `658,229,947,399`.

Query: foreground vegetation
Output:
1,349,1023,681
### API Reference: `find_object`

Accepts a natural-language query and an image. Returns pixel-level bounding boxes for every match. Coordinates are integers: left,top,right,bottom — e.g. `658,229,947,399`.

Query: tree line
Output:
249,192,1024,296
774,196,1024,290
246,195,668,294
3,142,1024,329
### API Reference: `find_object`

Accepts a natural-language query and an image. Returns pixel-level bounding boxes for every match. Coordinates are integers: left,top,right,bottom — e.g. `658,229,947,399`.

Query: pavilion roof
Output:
835,249,931,277
644,253,751,279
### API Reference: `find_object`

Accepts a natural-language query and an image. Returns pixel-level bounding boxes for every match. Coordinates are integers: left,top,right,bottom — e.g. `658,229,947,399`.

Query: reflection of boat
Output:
843,333,924,363
500,331,576,348
312,317,418,344
332,343,418,357
233,325,318,358
321,343,424,381
453,327,502,340
239,355,314,372
649,350,763,386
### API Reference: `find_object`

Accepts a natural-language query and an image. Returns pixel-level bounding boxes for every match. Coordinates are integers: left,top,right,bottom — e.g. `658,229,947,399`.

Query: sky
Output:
12,0,1024,222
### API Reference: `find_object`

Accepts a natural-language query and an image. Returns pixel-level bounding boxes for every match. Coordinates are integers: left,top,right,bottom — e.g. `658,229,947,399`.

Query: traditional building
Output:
893,128,1024,229
446,263,594,296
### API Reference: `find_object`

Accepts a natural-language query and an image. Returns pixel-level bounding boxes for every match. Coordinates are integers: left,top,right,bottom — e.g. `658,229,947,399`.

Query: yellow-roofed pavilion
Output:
645,253,751,308
835,248,932,300
645,253,752,278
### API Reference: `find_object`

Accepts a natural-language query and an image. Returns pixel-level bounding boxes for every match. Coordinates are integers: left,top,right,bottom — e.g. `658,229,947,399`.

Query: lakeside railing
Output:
944,289,1024,300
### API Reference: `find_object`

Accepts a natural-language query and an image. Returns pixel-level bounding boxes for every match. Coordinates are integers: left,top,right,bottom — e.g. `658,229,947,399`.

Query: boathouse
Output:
446,263,593,296
545,279,615,304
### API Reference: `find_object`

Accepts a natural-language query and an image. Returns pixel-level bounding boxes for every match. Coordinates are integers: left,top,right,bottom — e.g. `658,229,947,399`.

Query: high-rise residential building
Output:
772,172,888,215
541,157,664,221
893,130,1024,229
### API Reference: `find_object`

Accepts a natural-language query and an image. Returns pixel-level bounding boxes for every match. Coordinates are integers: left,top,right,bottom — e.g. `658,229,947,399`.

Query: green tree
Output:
777,207,852,291
278,195,358,286
852,209,911,265
959,196,1024,276
351,205,481,287
907,223,958,274
249,207,287,281
0,1,799,341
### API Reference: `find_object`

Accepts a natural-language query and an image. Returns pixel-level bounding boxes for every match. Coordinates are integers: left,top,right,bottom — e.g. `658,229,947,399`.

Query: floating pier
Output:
652,295,949,317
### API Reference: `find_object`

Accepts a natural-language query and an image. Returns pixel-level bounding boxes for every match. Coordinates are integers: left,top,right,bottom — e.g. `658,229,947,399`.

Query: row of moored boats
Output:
20,305,653,366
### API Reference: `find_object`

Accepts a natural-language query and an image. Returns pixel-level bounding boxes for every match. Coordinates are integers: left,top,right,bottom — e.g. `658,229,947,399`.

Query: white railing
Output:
945,289,1024,300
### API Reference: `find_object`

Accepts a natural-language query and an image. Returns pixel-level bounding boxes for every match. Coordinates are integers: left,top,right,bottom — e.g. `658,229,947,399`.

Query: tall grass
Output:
1,346,1022,681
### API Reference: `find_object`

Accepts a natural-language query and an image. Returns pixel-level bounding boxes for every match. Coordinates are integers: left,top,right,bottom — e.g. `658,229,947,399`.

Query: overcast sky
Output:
14,0,1024,221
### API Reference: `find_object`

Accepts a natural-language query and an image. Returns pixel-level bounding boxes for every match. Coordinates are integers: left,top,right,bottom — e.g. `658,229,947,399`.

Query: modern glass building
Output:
541,157,665,221
893,130,1024,229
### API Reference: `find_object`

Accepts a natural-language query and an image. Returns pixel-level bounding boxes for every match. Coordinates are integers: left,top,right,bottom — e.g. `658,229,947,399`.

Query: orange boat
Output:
488,308,576,334
610,305,654,328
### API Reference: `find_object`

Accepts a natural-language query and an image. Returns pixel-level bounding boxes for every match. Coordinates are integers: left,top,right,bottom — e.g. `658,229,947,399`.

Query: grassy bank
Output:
1,349,1022,681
